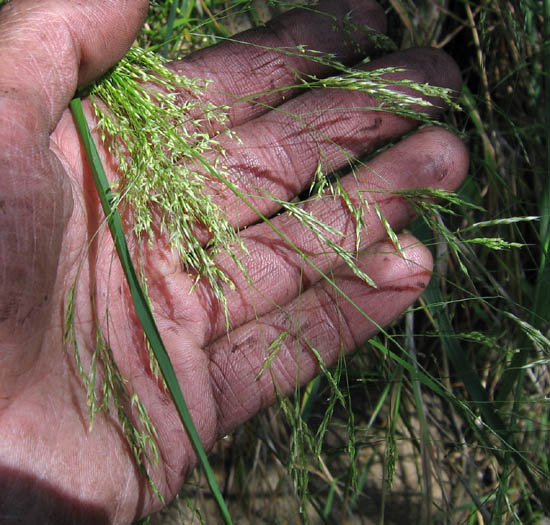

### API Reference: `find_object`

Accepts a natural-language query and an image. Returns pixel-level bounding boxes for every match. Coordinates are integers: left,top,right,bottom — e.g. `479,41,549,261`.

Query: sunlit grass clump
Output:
67,34,465,521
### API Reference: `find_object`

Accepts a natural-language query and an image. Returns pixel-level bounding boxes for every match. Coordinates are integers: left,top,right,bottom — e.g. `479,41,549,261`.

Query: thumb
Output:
0,0,148,131
0,0,147,363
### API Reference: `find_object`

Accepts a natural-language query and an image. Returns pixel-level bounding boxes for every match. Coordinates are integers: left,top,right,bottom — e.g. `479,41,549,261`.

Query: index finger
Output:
169,0,387,128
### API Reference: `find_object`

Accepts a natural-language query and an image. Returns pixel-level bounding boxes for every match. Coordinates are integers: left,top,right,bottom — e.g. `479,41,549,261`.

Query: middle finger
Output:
200,47,461,232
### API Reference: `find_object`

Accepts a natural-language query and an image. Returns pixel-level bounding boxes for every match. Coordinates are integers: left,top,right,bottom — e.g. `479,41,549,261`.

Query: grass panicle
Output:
88,46,247,314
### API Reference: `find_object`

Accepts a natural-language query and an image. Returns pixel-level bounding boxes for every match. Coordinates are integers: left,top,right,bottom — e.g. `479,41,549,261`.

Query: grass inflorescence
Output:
88,46,247,313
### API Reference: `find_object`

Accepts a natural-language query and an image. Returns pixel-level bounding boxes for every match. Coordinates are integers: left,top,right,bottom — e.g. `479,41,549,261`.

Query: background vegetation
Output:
134,0,550,523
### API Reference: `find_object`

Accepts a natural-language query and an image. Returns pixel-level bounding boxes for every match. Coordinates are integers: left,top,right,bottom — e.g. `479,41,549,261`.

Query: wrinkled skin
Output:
0,0,468,523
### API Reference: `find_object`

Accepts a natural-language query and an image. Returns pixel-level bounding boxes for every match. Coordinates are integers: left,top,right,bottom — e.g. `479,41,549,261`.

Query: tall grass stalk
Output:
534,0,550,337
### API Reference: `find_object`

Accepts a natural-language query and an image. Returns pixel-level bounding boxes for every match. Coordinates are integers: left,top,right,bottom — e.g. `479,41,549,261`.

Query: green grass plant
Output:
70,96,233,523
72,20,474,523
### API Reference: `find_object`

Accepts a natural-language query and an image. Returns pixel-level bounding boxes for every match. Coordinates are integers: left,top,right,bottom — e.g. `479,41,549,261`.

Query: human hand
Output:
0,0,468,523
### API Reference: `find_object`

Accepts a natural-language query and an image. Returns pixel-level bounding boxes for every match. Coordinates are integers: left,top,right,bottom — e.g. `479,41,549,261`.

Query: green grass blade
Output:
300,375,322,422
162,0,182,57
423,282,501,430
69,97,232,525
406,313,432,523
532,0,550,333
322,480,336,520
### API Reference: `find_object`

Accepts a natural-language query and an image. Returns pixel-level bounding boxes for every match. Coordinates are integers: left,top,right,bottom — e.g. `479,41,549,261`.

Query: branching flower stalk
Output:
302,65,461,121
89,46,247,308
397,187,531,273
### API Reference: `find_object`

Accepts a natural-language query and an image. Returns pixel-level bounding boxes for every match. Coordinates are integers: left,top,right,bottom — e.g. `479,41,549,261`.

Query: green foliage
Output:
70,96,232,522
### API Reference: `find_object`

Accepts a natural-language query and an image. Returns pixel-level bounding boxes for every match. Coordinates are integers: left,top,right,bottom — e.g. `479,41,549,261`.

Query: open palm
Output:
0,0,468,523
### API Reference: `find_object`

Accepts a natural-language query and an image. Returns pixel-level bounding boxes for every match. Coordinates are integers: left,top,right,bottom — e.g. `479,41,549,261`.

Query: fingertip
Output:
73,0,149,85
366,234,433,290
397,233,434,288
400,47,462,94
328,234,433,335
341,0,387,36
365,126,469,195
364,47,463,111
0,0,149,129
412,126,470,192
